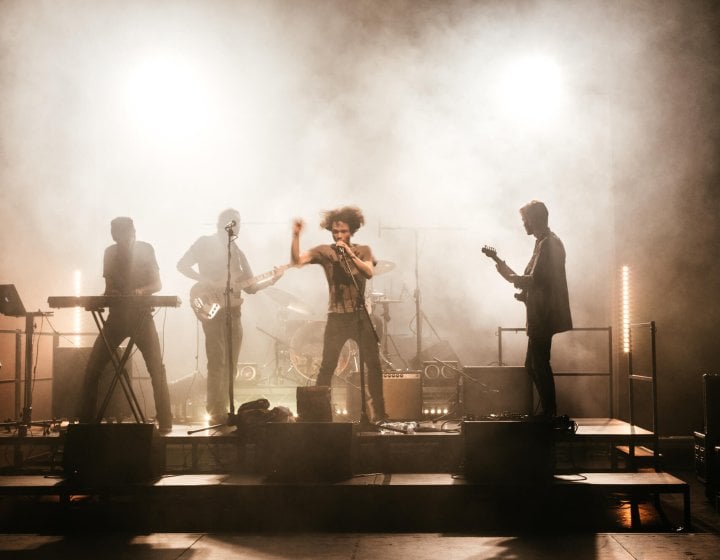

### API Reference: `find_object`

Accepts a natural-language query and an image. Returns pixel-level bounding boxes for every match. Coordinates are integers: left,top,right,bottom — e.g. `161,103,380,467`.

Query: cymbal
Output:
374,260,396,276
264,287,312,316
368,292,402,304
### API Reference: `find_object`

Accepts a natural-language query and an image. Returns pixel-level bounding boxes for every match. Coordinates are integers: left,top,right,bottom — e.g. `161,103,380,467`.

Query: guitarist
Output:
494,200,572,418
177,208,283,425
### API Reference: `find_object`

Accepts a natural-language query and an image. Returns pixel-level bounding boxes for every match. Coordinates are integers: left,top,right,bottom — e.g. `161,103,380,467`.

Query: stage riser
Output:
0,432,670,475
160,435,627,475
162,434,463,474
0,482,682,533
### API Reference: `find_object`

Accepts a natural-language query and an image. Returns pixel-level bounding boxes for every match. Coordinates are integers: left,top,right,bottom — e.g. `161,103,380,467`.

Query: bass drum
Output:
289,321,356,381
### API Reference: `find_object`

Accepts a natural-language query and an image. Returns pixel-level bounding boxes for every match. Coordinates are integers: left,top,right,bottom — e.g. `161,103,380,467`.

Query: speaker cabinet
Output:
260,422,353,481
422,361,461,386
63,423,159,484
704,374,720,438
297,386,332,422
461,366,532,417
411,340,460,385
53,346,141,420
463,420,554,483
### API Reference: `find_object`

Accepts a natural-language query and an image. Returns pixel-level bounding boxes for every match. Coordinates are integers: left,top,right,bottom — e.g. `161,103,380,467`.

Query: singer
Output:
177,208,283,424
290,206,387,423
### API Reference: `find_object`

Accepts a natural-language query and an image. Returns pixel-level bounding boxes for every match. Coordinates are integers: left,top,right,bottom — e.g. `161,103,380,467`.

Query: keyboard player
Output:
78,217,173,433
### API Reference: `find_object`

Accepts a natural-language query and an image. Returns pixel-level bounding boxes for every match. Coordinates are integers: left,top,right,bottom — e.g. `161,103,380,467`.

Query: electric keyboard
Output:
47,295,181,310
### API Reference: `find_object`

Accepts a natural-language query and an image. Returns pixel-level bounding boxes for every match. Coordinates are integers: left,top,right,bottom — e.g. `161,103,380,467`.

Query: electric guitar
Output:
190,264,293,321
481,246,526,303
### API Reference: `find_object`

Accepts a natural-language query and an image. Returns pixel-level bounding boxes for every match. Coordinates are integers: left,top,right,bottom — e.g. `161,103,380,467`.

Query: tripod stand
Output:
378,224,464,367
256,324,305,385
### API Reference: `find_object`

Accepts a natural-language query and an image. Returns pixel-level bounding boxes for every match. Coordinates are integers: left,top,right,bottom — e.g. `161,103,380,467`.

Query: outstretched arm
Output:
291,219,313,266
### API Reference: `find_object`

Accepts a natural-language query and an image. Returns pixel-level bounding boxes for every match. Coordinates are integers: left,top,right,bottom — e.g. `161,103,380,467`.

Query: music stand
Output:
0,284,52,436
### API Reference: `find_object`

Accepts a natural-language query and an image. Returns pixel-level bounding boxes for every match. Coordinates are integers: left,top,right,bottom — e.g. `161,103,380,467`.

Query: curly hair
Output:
319,206,365,234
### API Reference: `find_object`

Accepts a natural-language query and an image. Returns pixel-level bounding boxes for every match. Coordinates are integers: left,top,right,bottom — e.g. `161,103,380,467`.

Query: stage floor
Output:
2,531,720,560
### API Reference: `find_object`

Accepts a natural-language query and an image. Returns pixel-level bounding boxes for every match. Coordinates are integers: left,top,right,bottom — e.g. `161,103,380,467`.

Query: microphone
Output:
224,220,237,231
335,244,346,256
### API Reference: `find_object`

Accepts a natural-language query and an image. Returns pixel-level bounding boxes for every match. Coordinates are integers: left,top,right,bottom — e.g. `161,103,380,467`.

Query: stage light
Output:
120,52,216,144
621,265,631,353
495,53,566,124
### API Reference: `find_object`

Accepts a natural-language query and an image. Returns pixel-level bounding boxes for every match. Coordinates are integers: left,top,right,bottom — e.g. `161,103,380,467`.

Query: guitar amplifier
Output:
345,371,422,421
383,371,422,420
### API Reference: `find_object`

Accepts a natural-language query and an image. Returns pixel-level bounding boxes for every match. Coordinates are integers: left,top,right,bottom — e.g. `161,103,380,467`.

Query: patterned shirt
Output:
308,244,376,313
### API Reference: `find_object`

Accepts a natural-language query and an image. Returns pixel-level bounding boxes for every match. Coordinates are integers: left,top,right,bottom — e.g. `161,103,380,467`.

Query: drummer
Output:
291,206,388,424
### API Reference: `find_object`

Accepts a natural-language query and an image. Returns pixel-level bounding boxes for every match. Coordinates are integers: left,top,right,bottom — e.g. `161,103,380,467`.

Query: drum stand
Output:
368,295,406,370
256,325,307,385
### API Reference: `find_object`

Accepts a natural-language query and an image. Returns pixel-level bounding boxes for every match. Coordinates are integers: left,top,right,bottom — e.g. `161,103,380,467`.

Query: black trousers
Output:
316,311,386,420
79,308,172,429
525,335,556,417
202,307,242,419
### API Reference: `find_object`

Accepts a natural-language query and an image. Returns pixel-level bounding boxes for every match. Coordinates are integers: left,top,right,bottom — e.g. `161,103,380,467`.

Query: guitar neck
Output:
483,249,517,277
236,264,290,290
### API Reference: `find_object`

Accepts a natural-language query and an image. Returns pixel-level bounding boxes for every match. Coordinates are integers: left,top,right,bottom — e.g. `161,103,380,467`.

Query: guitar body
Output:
189,264,293,322
190,282,242,321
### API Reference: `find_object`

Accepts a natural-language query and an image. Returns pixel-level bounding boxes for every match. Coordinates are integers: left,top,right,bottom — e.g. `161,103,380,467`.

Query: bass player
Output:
177,208,284,425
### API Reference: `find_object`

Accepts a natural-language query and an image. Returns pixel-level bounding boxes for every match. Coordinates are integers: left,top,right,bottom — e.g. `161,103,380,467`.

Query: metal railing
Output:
497,326,614,418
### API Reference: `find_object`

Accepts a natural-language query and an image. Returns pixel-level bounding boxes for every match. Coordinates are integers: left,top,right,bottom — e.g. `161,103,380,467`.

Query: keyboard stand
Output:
87,307,147,424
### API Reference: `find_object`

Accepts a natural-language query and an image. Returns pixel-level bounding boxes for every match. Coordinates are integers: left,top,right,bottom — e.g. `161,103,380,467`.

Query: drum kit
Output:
259,260,401,384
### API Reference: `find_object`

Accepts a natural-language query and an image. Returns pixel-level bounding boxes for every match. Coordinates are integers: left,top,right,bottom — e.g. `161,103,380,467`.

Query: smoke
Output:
1,1,719,429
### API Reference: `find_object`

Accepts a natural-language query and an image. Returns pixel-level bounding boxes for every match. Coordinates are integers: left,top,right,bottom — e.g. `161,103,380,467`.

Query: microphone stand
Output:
430,357,494,420
188,223,237,435
337,246,382,431
225,224,237,425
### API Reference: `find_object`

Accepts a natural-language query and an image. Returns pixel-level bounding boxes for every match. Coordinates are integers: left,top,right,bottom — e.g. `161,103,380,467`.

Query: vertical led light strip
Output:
621,265,631,354
73,270,82,347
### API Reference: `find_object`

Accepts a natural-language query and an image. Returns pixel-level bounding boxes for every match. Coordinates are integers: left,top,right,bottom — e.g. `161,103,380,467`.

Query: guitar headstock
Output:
481,245,497,259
